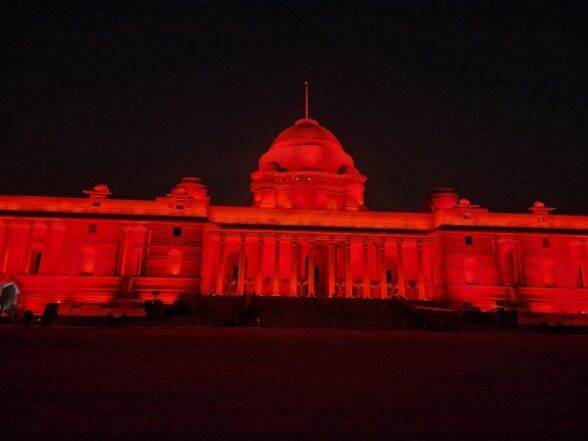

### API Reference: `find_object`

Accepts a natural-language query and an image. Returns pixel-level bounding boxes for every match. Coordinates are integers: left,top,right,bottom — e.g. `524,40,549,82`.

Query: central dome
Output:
258,118,358,174
251,115,366,210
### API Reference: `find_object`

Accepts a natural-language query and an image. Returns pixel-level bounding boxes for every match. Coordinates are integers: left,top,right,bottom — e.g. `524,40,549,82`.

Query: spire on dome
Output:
304,81,309,119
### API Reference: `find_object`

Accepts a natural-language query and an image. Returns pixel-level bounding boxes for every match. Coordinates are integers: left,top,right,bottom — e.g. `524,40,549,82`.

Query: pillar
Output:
273,234,281,295
396,240,406,295
255,234,264,295
328,237,335,297
116,227,129,276
290,236,298,296
215,233,226,295
117,226,147,276
580,242,587,288
200,230,211,294
345,238,353,298
493,239,503,286
308,236,316,297
23,221,35,274
377,240,387,298
417,240,425,300
46,222,66,274
0,220,9,273
0,222,30,274
514,241,525,286
236,234,247,295
362,238,370,298
436,237,448,298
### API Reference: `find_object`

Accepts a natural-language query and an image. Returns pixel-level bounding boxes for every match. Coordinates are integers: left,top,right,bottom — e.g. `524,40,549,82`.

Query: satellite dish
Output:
0,282,19,313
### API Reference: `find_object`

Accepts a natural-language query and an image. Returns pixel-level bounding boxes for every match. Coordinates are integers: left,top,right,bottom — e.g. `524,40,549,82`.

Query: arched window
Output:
167,249,182,276
270,161,286,172
502,247,517,286
80,247,96,274
543,259,556,286
464,258,479,285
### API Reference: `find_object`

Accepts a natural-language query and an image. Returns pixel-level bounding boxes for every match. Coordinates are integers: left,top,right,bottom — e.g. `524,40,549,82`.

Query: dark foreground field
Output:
2,327,587,440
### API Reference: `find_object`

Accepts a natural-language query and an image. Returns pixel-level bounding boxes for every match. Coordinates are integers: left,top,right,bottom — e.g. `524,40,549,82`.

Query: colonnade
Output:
204,231,428,299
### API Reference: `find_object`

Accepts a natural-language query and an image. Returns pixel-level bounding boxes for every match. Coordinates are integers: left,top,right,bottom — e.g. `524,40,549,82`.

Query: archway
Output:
166,249,182,276
80,247,97,275
543,259,556,286
0,282,20,314
464,258,479,285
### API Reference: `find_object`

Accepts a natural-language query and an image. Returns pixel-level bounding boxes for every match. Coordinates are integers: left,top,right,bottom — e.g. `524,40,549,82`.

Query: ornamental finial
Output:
304,81,309,119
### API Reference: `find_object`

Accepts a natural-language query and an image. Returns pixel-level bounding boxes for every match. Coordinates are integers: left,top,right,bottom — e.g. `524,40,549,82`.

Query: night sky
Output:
3,1,587,213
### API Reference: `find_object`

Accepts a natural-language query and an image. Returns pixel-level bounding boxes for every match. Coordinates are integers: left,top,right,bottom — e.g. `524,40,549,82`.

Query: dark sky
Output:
3,1,587,213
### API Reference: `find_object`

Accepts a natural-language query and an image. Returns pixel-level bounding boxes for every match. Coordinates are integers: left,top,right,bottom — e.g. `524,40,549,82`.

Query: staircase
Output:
338,298,423,329
254,297,321,328
312,298,352,328
192,295,246,326
187,295,458,330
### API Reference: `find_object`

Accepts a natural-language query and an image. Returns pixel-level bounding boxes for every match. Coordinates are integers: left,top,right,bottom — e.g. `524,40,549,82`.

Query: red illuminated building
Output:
1,100,588,316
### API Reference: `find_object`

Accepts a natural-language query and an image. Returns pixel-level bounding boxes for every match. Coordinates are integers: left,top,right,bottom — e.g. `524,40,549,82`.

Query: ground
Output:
2,327,587,440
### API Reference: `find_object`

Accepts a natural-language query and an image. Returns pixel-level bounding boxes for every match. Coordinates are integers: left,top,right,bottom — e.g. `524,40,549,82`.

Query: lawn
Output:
1,327,587,440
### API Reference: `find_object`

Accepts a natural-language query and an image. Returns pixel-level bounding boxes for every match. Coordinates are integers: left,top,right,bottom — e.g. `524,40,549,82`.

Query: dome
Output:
167,177,208,199
251,116,366,210
258,118,358,174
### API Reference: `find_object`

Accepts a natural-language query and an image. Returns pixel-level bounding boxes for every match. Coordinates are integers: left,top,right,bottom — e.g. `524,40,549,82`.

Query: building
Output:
1,112,587,315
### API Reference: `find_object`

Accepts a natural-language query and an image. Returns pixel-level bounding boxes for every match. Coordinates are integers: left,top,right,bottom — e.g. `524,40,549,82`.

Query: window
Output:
30,251,43,274
464,236,473,246
173,226,182,237
80,247,96,274
542,238,550,248
543,259,556,286
386,269,393,283
88,224,97,234
464,258,479,285
176,204,184,210
166,249,182,276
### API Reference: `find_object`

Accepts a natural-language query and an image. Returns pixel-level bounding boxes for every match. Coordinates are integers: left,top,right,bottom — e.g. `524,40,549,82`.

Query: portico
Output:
203,228,430,300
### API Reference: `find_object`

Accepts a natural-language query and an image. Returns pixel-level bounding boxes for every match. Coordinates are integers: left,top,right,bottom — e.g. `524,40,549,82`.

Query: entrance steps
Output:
338,298,422,329
190,295,426,329
254,296,321,328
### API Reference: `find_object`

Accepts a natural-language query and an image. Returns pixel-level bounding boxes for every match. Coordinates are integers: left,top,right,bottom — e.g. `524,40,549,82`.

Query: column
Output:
345,238,353,298
580,241,587,288
514,241,525,286
255,234,264,295
290,236,298,296
377,240,387,298
436,237,448,298
362,238,370,298
498,240,514,286
23,221,35,273
273,234,281,295
215,233,226,295
236,234,247,295
0,220,9,273
308,236,316,297
116,227,129,276
46,222,66,274
200,230,210,294
328,237,335,297
417,240,426,300
396,240,406,295
493,239,503,286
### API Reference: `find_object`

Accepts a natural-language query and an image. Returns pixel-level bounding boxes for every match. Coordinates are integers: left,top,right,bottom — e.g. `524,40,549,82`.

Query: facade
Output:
1,116,588,315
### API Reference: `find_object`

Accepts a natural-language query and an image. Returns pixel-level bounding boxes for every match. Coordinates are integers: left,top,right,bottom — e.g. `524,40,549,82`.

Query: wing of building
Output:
1,116,587,315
